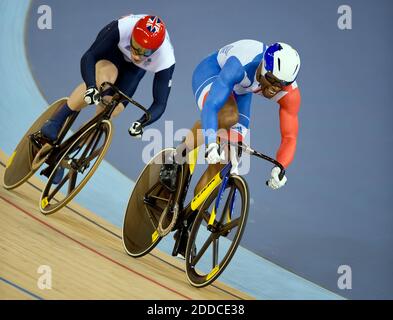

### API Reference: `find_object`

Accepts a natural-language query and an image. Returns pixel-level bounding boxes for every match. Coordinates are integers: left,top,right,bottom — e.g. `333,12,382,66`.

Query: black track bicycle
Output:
122,140,285,287
3,82,150,215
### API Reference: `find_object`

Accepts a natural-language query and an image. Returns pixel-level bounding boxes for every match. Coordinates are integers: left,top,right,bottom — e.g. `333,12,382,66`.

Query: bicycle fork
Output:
205,164,234,233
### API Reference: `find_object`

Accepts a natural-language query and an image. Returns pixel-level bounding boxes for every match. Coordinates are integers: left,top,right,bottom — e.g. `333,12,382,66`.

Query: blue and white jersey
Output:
191,39,267,145
216,39,267,95
191,39,302,161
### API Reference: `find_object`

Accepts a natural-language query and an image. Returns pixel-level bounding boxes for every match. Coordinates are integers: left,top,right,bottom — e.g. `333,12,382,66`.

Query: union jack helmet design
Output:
132,15,166,50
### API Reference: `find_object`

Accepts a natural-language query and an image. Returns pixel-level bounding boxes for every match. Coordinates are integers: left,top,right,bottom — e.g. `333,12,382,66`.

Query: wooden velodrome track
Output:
0,149,253,300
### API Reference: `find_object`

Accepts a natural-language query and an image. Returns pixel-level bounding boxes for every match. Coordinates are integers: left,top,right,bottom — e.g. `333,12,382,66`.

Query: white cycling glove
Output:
205,142,225,164
84,86,100,105
128,121,143,138
268,166,287,190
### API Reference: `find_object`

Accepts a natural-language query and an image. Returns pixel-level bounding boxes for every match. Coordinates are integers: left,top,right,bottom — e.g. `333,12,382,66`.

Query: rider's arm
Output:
137,64,175,126
232,92,252,140
80,21,120,88
201,56,246,145
276,88,301,168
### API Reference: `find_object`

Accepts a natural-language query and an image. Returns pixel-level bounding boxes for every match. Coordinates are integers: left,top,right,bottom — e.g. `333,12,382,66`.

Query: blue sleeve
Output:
138,64,175,126
234,92,252,129
201,56,245,145
80,21,120,88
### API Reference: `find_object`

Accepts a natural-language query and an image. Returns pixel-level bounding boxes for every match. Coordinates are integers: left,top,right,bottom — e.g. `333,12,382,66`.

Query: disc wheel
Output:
3,98,67,189
39,120,112,215
185,175,249,287
122,148,182,258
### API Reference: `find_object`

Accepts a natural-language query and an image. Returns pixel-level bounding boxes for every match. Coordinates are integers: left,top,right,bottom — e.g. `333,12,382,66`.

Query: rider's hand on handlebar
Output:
84,86,100,105
128,121,143,138
267,166,287,190
205,142,225,164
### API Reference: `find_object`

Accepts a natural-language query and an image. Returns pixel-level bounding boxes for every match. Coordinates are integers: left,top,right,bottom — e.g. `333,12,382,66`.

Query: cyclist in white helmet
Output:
162,40,301,192
161,40,301,259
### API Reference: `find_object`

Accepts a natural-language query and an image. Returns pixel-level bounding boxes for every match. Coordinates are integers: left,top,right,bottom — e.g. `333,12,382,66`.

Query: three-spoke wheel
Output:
39,120,112,214
185,175,249,287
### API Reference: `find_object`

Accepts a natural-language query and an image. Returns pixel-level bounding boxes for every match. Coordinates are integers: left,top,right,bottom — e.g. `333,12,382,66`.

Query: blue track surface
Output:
0,0,343,299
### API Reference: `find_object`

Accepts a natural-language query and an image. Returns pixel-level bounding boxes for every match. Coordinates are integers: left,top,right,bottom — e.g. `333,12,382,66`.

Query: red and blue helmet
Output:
132,15,166,51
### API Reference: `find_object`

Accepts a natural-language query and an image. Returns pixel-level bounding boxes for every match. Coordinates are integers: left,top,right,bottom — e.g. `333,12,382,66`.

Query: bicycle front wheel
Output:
39,120,113,215
185,175,249,287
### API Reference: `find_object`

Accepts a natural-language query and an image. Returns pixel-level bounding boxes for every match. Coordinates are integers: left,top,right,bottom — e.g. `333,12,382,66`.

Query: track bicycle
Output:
122,139,285,287
3,82,150,215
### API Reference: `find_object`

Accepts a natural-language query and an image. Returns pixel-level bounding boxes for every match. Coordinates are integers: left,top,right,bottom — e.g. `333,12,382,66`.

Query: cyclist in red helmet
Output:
39,14,175,183
131,15,166,60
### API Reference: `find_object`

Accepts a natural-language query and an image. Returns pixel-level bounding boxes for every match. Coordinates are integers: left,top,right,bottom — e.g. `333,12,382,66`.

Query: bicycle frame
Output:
173,148,233,233
40,82,151,169
173,141,285,231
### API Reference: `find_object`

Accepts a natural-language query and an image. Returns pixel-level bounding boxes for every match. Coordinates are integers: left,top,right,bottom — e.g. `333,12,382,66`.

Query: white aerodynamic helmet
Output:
262,42,301,85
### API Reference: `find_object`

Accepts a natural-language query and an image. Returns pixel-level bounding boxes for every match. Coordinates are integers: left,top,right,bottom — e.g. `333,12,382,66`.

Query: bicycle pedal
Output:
222,230,231,237
29,132,45,149
171,227,188,257
171,230,182,257
159,163,180,192
176,253,186,260
40,165,54,178
30,131,54,147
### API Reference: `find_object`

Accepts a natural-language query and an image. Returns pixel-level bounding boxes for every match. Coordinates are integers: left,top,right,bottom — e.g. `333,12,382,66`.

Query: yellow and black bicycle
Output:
122,140,285,287
3,82,150,215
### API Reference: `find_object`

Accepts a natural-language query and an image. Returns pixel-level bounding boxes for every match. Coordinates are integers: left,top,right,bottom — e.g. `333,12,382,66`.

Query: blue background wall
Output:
24,0,393,299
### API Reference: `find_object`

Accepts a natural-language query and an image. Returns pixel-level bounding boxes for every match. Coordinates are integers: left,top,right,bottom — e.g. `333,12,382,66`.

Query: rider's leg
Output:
42,60,119,185
162,96,238,194
175,95,239,161
160,120,204,192
94,60,146,121
111,61,146,119
41,60,119,141
69,59,119,110
172,120,204,164
95,101,125,118
193,96,239,196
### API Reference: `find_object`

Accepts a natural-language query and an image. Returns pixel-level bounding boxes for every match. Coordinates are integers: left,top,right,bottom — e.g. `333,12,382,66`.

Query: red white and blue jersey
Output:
80,15,176,127
217,39,267,95
192,39,301,168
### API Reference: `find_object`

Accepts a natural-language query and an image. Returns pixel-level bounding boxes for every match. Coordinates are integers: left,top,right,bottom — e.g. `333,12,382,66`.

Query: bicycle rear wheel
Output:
39,120,112,215
122,148,179,258
3,98,67,189
185,175,249,287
